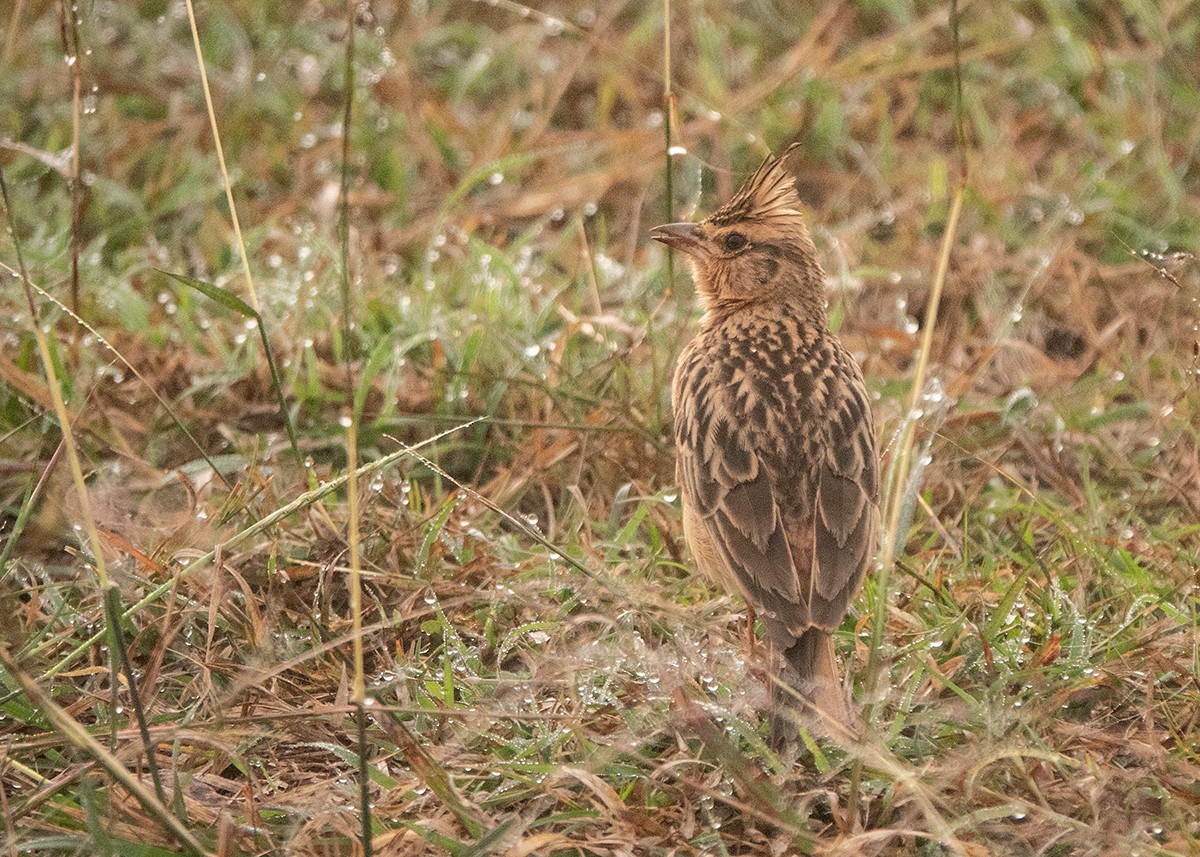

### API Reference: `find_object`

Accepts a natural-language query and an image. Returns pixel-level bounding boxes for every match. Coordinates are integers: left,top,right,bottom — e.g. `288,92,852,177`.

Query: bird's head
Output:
651,145,825,319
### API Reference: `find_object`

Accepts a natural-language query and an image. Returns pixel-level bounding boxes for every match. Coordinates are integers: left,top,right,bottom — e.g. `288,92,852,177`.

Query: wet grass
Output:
1,1,1199,855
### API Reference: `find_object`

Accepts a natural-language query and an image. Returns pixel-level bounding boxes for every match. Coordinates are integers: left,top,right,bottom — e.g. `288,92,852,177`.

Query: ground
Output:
1,2,1199,855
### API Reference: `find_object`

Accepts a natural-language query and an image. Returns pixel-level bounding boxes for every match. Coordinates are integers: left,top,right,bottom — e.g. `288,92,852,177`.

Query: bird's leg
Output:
745,604,757,655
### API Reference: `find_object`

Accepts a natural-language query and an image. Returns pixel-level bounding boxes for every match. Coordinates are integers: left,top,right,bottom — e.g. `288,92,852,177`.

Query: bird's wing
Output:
673,350,804,623
804,357,879,630
675,342,878,635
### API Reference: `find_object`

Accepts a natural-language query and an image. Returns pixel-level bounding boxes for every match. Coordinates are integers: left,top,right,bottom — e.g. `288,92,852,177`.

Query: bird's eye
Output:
723,232,748,252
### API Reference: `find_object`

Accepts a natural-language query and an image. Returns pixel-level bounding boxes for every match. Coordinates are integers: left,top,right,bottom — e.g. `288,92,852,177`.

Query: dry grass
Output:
1,1,1199,855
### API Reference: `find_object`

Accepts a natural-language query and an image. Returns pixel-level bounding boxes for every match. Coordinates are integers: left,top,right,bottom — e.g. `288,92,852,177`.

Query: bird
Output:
651,146,879,741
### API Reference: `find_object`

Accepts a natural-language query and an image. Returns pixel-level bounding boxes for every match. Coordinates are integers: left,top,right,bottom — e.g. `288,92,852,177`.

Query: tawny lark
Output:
652,148,879,737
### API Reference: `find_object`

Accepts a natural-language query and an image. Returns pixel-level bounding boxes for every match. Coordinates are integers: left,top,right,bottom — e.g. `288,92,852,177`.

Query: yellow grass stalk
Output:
346,411,374,855
183,0,261,315
879,186,965,569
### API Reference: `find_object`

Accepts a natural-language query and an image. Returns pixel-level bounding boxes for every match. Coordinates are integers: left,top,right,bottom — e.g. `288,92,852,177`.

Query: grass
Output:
2,1,1199,855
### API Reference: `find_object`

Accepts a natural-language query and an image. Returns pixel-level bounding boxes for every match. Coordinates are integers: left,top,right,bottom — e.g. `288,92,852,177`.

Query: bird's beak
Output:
650,222,706,257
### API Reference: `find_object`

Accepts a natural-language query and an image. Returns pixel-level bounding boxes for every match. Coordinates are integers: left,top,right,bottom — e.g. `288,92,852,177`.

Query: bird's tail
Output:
770,628,852,743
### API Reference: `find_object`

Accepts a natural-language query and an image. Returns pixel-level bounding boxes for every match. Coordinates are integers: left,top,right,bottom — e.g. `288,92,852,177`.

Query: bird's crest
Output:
707,144,804,228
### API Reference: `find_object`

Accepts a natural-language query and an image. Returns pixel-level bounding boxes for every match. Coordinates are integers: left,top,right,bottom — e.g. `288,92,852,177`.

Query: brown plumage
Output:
652,147,879,740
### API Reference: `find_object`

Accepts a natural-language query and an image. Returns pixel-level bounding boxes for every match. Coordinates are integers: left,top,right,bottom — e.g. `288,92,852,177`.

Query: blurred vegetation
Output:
1,1,1198,855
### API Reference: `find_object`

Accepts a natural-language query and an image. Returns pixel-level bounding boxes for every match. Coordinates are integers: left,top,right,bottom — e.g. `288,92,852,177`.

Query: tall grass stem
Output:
184,0,262,314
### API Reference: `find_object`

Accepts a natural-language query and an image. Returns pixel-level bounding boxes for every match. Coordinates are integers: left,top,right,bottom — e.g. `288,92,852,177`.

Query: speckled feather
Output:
660,148,879,731
673,310,877,641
